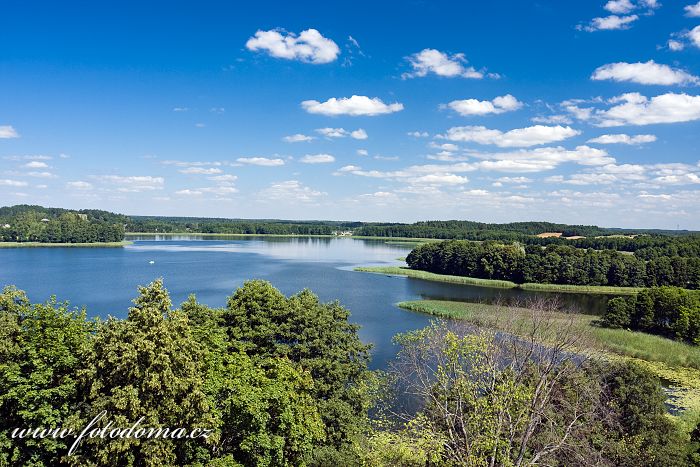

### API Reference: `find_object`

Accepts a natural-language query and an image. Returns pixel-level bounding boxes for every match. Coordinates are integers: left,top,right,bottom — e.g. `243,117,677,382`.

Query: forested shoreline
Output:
0,206,125,244
3,281,700,466
406,240,700,289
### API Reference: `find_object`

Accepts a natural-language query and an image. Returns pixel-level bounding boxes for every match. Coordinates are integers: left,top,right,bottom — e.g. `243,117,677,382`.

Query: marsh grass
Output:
397,299,700,419
355,266,517,288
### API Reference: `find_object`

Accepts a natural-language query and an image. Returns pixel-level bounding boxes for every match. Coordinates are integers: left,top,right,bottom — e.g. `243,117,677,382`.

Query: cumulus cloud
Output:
315,127,368,139
245,28,339,64
690,26,700,48
300,154,335,164
283,133,315,143
357,149,368,156
66,181,93,190
0,125,19,139
175,189,203,196
581,15,639,32
445,94,523,116
96,175,165,192
301,95,403,116
594,92,700,126
402,48,493,79
408,131,429,137
258,180,325,202
591,60,699,85
580,0,659,32
0,179,28,187
178,167,223,175
23,161,49,169
587,133,656,144
685,1,700,16
442,125,581,148
236,157,285,166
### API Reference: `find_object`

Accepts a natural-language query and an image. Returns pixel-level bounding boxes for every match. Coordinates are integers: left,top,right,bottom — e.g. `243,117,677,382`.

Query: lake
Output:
0,237,611,369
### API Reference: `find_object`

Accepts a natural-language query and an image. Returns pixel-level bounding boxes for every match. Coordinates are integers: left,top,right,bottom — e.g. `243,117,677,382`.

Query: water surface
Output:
0,237,611,369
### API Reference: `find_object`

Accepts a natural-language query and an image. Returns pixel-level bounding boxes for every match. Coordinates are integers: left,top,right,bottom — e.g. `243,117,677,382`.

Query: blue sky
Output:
2,0,700,228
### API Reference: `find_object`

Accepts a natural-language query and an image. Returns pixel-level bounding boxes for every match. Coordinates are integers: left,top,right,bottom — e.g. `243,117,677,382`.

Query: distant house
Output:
41,218,50,222
333,230,354,237
2,224,10,229
77,213,88,221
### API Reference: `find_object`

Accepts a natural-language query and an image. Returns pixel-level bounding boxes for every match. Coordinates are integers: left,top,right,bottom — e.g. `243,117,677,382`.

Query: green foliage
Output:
0,205,124,243
223,280,373,451
602,287,700,344
0,280,369,466
0,287,94,467
407,239,700,289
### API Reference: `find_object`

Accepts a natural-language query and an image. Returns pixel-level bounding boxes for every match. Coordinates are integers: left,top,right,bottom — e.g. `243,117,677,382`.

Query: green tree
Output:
69,279,214,466
0,287,93,467
223,281,372,456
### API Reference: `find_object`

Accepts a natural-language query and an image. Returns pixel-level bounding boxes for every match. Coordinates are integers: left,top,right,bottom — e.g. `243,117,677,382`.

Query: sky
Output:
1,0,700,229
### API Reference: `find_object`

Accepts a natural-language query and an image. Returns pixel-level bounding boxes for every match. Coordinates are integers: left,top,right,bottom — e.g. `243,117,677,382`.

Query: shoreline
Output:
354,265,642,295
124,232,439,242
0,241,133,248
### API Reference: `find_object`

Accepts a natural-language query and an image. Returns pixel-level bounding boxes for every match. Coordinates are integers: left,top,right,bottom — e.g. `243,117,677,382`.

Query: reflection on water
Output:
1,237,614,369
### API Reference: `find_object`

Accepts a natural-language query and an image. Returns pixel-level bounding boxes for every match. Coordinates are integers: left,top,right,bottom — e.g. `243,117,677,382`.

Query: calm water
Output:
0,237,611,369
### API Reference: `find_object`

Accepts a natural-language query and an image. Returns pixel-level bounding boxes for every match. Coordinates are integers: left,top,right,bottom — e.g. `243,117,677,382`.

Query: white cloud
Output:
653,173,700,185
172,107,188,112
350,129,368,140
605,0,635,13
66,181,93,190
26,172,57,178
23,161,49,169
591,60,699,85
283,133,315,143
236,157,285,166
531,115,573,125
445,94,523,116
442,125,580,148
178,167,223,175
470,145,615,172
200,186,239,195
300,153,335,164
496,176,533,184
587,133,656,144
357,149,368,156
668,40,685,51
408,131,429,137
208,174,238,183
0,125,19,139
301,95,404,116
594,92,700,126
245,28,339,64
403,49,492,79
96,175,164,192
581,14,639,32
0,179,27,187
685,2,700,17
258,180,325,202
408,173,469,185
175,189,203,196
690,26,700,48
315,127,367,139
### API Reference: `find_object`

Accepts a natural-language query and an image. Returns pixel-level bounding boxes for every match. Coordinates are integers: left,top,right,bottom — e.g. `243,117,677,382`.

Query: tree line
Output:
602,286,700,344
0,205,125,243
406,240,700,289
2,282,699,465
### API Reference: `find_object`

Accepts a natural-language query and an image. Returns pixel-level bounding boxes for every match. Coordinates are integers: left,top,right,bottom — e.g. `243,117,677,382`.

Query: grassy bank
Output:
355,265,641,295
0,241,133,248
355,266,517,288
397,299,700,419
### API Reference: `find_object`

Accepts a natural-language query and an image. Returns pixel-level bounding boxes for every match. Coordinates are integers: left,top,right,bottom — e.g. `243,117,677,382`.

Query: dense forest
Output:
126,216,361,235
0,205,125,243
602,287,700,344
2,281,699,466
406,240,700,289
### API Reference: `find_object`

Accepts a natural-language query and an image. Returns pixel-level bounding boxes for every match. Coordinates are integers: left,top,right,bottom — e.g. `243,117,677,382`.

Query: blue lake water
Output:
0,237,611,369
